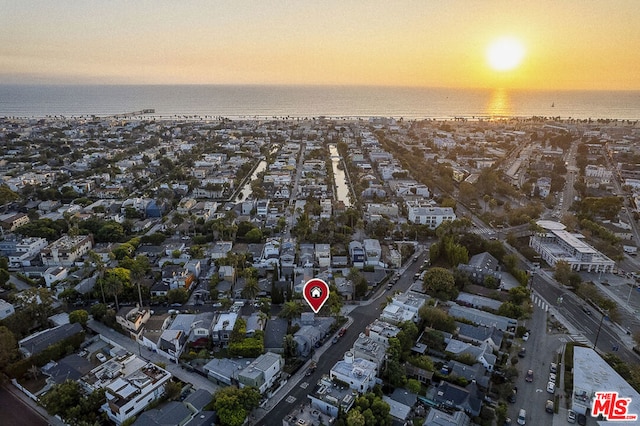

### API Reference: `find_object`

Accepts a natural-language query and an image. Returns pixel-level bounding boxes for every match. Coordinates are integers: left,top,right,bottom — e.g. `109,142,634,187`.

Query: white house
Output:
330,351,377,393
407,205,456,228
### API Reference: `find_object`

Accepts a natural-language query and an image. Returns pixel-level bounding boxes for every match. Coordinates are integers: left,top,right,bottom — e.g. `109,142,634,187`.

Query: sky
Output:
1,0,639,90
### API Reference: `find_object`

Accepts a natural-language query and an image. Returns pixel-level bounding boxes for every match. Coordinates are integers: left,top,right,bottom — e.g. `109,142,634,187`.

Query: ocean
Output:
0,84,639,121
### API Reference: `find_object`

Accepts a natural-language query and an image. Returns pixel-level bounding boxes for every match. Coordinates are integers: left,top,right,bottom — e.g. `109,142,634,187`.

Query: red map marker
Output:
303,278,330,313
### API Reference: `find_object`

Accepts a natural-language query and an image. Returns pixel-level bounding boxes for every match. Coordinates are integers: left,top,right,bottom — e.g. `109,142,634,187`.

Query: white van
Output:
517,409,526,425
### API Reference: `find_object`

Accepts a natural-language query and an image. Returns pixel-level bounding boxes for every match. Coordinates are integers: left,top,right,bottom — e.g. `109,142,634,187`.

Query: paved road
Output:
0,385,53,426
532,272,637,363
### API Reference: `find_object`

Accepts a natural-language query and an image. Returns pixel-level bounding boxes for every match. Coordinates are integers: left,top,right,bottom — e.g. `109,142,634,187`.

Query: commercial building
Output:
529,220,615,272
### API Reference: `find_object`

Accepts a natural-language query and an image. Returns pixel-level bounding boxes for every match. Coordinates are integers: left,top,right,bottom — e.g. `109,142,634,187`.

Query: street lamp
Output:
593,309,609,350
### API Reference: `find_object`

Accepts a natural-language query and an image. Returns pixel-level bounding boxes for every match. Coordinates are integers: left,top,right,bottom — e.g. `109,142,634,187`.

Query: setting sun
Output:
487,37,525,72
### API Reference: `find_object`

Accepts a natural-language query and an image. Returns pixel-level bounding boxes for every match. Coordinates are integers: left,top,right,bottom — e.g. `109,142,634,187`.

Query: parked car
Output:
332,336,339,344
549,372,556,383
508,387,517,403
517,408,526,425
546,381,555,394
567,410,576,423
522,332,530,341
549,362,557,373
525,370,534,382
518,348,526,358
96,353,107,363
545,399,554,413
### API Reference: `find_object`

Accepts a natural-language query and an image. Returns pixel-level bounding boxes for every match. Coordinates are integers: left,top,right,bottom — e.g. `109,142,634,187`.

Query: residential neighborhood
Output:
1,115,640,426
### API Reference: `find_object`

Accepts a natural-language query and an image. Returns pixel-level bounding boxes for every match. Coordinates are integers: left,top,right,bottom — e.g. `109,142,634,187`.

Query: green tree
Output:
283,334,298,360
279,301,303,323
69,309,89,327
164,381,182,401
90,303,108,321
346,409,366,426
554,260,572,286
418,305,455,333
103,267,130,311
422,267,458,301
167,288,189,304
212,386,260,426
0,326,18,379
406,378,422,394
241,277,260,300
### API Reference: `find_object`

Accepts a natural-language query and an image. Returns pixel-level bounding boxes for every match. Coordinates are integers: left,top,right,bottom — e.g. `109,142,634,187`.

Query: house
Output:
314,243,331,267
444,338,497,372
80,353,172,425
442,360,490,390
202,357,245,387
132,401,191,426
432,381,483,417
293,313,335,357
363,239,382,265
308,376,358,418
42,354,94,386
237,352,284,394
19,322,84,358
218,265,235,282
330,352,377,392
349,241,365,268
263,318,288,354
211,312,238,347
456,322,503,352
448,304,517,332
116,306,151,340
0,212,30,231
365,319,401,346
383,388,418,424
423,407,472,426
0,299,15,320
351,333,387,371
44,266,68,287
380,293,428,325
457,252,501,286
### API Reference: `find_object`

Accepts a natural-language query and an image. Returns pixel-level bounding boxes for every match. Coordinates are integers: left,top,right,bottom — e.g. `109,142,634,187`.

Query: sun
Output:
486,37,525,72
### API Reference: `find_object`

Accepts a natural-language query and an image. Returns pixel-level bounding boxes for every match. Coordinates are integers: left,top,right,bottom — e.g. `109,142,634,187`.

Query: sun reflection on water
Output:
486,88,513,118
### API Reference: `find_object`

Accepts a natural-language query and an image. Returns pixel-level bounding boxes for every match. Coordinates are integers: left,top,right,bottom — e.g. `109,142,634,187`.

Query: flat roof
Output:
573,346,640,424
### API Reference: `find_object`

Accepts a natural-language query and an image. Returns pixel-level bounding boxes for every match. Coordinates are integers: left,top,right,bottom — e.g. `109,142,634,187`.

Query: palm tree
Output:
241,277,260,301
103,271,124,312
88,251,107,304
279,301,303,325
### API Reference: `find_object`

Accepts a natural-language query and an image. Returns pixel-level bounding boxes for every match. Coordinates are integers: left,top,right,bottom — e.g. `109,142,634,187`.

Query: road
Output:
532,272,637,363
506,290,564,426
253,249,429,425
0,385,52,426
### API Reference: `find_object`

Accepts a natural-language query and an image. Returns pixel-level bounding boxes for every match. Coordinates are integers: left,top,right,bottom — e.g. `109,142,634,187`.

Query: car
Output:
508,388,517,403
582,306,592,315
387,283,393,290
517,408,526,425
518,348,526,358
548,372,556,383
567,410,576,423
503,418,512,426
549,362,557,373
546,381,555,394
338,328,346,337
332,336,339,344
522,332,530,341
525,370,534,382
545,399,554,413
577,413,586,425
96,353,107,363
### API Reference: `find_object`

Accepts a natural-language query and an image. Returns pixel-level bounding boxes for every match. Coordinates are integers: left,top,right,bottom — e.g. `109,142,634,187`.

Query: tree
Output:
88,251,107,304
167,288,189,304
40,380,106,425
69,309,89,327
283,334,298,360
241,277,260,300
554,260,572,286
279,301,303,322
418,305,455,333
422,267,458,301
103,267,130,312
406,378,422,394
212,386,261,426
164,381,182,401
0,326,18,379
90,303,108,321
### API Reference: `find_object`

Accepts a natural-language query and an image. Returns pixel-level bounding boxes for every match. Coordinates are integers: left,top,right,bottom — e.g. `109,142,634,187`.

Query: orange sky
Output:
1,0,639,90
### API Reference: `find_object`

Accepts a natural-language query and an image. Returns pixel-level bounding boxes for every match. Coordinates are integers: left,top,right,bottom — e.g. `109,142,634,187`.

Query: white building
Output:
80,353,171,426
407,205,456,228
40,235,93,267
529,220,615,272
363,239,382,266
330,351,377,393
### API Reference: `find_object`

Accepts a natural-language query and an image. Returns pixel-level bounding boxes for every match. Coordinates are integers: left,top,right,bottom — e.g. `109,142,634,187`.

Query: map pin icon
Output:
303,278,330,314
